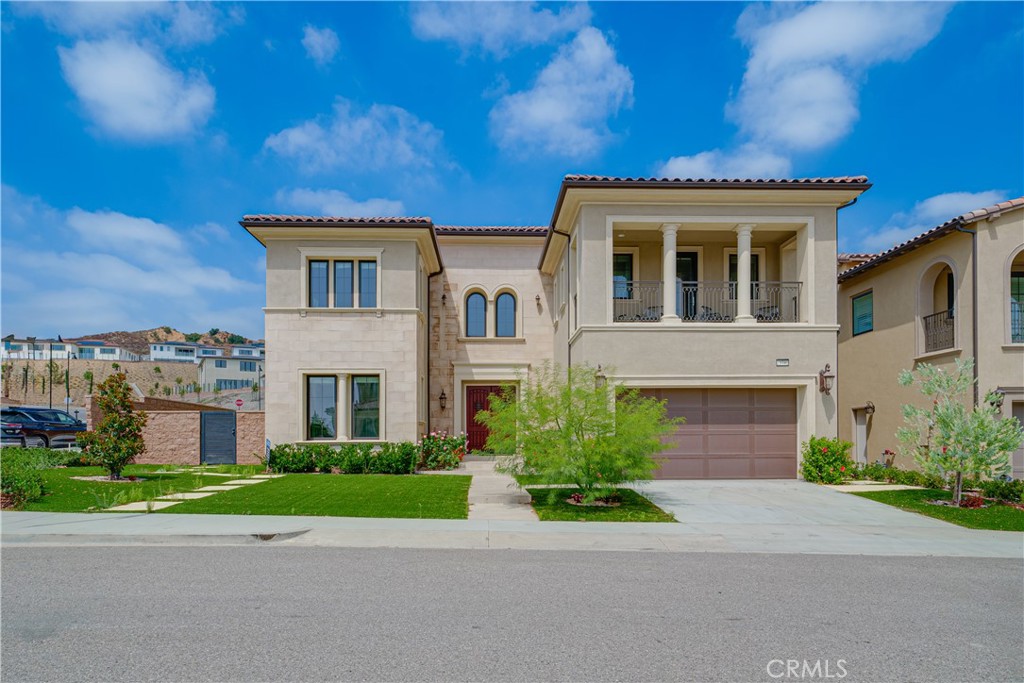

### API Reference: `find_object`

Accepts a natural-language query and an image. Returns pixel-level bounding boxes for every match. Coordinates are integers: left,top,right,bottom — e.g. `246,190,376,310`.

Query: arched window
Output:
919,261,955,353
1011,250,1024,343
496,292,516,337
466,292,486,337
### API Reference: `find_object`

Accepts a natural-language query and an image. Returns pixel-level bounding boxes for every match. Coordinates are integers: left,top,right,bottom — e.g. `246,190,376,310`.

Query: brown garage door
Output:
640,388,797,479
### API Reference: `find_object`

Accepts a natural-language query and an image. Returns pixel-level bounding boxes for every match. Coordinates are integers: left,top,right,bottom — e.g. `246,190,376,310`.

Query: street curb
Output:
1,529,310,546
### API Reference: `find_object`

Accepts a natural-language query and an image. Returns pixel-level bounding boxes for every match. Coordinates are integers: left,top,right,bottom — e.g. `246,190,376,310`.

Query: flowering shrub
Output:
418,431,466,471
799,436,854,484
958,494,986,509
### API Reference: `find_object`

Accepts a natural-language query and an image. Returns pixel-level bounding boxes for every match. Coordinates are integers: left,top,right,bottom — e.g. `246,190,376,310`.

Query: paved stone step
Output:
157,492,217,501
469,503,538,521
468,493,532,505
106,500,181,512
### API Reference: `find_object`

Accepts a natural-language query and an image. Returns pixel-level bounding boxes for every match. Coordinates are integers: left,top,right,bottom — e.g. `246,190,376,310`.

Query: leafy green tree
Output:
184,333,202,343
111,362,120,371
161,326,172,334
47,360,63,385
898,359,1024,505
78,373,147,480
479,363,681,503
226,334,246,345
162,386,172,397
153,366,161,374
83,370,94,394
208,328,220,336
2,361,12,397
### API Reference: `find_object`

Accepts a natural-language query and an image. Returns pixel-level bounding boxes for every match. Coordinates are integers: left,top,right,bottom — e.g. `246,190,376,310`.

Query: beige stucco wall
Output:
429,237,554,435
838,208,1024,468
263,238,426,446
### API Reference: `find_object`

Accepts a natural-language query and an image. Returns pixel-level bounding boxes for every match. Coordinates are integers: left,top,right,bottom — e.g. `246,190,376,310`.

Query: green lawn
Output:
852,488,1024,531
526,487,676,523
162,474,472,519
22,465,255,512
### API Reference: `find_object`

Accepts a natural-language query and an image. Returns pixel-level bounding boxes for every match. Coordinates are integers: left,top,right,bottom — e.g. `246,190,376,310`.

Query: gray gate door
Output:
201,412,236,465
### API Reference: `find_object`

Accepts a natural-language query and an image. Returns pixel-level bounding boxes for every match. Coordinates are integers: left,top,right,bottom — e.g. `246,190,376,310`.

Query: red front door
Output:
466,385,502,452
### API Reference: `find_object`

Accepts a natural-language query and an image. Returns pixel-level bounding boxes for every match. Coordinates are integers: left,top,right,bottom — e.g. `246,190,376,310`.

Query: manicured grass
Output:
22,465,247,512
526,487,676,523
162,474,472,519
852,488,1024,531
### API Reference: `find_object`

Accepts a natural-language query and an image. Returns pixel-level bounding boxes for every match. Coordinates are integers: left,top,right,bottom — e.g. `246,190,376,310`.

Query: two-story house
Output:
242,174,871,479
837,198,1024,477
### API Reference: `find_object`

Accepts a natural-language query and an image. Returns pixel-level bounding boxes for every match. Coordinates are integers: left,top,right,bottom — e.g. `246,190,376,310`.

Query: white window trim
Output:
297,369,387,443
462,286,489,338
298,247,384,310
492,286,523,339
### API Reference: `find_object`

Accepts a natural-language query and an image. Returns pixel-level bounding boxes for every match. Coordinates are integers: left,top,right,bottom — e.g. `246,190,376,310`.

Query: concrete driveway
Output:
632,479,1024,557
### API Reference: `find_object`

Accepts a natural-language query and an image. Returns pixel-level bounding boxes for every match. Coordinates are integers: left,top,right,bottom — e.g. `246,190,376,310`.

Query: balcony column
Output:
735,223,755,324
660,223,681,323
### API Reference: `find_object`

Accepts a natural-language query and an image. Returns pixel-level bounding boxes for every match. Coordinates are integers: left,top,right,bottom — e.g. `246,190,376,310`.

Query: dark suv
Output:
0,407,87,448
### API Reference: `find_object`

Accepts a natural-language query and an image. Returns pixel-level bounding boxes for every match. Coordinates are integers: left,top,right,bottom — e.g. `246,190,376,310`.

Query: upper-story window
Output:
240,361,257,372
496,292,516,337
466,292,486,337
308,258,378,308
727,251,762,299
215,360,226,368
1011,250,1024,344
613,253,634,299
100,348,115,355
852,291,873,336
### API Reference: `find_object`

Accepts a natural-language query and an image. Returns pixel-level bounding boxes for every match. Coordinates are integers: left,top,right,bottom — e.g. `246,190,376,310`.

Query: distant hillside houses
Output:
149,341,265,364
1,337,142,362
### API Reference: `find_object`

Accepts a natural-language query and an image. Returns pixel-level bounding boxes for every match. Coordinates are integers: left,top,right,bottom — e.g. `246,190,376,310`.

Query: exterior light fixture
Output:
595,364,607,389
439,390,447,411
441,293,447,306
864,401,875,415
818,364,835,395
989,389,1005,409
535,294,541,303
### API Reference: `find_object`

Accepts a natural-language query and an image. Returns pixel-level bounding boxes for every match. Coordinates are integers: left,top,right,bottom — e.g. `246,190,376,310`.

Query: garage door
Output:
640,388,797,479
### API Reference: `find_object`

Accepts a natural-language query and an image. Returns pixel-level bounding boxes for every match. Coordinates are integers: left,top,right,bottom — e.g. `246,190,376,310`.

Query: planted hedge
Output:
267,433,468,475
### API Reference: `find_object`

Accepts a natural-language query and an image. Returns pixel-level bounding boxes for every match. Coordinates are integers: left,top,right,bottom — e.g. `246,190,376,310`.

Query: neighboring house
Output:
149,342,203,363
198,356,263,391
196,345,224,359
230,343,265,359
241,175,872,479
837,198,1024,478
2,338,140,362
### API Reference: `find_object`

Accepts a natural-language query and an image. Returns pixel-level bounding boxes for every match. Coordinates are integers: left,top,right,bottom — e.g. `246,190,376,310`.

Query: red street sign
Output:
235,399,244,407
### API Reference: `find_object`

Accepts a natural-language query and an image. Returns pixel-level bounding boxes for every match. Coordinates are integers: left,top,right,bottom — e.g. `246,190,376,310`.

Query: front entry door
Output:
466,385,502,452
676,252,699,319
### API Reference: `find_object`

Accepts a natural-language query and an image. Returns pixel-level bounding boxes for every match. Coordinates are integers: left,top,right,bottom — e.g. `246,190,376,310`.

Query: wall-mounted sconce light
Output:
535,294,541,304
438,390,447,411
864,401,875,415
441,293,447,306
595,364,607,389
988,389,1005,409
818,364,835,395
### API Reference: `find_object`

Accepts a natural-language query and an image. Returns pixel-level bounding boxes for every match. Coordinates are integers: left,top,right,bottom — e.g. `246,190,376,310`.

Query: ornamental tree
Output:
78,373,147,480
897,359,1024,505
477,363,681,503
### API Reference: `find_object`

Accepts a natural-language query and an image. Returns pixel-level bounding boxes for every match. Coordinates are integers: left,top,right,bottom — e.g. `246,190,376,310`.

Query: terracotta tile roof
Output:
433,225,548,236
837,252,875,262
241,215,432,225
839,196,1024,282
563,174,870,186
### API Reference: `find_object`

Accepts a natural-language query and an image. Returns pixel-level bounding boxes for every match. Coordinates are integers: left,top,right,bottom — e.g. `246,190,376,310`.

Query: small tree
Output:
208,328,220,336
153,366,161,374
2,361,12,397
184,333,202,343
111,362,120,371
898,359,1024,505
227,333,246,345
162,386,172,397
83,370,94,394
47,360,63,385
78,373,147,480
479,363,681,503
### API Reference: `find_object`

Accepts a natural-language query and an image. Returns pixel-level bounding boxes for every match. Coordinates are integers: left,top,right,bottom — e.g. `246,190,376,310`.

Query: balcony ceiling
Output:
613,224,802,244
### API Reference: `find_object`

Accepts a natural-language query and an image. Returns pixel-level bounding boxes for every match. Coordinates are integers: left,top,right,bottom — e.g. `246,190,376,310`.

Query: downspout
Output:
954,221,979,405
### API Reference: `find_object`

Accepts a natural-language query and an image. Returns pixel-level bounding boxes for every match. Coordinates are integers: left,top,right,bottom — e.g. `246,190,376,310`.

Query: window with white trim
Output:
306,256,380,309
496,292,516,337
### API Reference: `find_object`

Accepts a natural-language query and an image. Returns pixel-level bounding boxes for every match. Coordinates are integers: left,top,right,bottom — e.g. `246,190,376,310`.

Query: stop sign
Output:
235,399,244,407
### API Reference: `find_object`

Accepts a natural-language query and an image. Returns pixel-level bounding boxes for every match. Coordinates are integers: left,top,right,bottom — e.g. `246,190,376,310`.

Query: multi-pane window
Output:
1011,271,1024,343
466,292,486,337
100,348,115,355
852,291,873,336
215,360,227,368
351,375,380,439
613,253,634,299
496,293,516,337
307,376,337,440
240,361,257,372
308,259,378,308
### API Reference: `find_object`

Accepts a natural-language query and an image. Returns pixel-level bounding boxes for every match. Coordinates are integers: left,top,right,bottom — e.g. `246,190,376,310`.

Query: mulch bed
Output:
70,476,146,483
565,492,621,507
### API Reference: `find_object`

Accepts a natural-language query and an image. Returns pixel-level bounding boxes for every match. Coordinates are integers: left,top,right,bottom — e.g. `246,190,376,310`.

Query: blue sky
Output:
2,1,1021,341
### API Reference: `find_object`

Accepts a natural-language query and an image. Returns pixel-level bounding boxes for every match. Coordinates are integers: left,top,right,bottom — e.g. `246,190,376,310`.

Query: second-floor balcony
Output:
613,280,802,323
923,308,955,352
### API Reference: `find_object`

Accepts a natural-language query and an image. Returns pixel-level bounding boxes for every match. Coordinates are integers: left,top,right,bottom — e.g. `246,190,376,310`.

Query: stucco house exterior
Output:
837,198,1024,477
242,174,872,479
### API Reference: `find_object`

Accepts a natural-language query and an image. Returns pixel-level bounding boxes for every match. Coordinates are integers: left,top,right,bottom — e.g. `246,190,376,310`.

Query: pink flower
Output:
840,466,845,472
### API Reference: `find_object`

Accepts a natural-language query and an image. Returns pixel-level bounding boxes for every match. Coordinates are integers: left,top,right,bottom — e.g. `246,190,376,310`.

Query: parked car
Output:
1,419,29,447
0,407,87,448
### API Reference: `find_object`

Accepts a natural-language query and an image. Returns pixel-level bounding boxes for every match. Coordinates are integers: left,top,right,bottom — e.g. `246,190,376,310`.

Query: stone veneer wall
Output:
140,412,202,465
235,411,266,465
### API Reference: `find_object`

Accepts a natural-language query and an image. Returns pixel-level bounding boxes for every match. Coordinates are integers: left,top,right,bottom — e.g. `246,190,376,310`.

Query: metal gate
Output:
201,411,236,465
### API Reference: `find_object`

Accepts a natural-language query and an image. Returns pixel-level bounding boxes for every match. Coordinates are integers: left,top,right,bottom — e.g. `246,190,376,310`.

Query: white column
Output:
735,224,755,323
661,223,681,323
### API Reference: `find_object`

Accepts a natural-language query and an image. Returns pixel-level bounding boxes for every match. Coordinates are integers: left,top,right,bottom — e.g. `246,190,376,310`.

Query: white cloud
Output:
58,38,215,140
489,27,633,159
15,1,234,47
276,188,405,217
264,97,445,174
0,187,262,340
411,1,591,58
302,25,340,66
658,2,951,178
859,190,1007,252
658,144,792,180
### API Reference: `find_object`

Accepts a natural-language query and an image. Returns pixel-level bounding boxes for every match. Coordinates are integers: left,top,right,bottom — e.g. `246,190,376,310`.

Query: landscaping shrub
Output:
339,443,372,473
979,479,1024,503
77,372,147,479
268,444,315,473
799,436,853,484
1,449,45,508
366,442,418,474
308,443,341,474
419,431,466,471
959,494,986,509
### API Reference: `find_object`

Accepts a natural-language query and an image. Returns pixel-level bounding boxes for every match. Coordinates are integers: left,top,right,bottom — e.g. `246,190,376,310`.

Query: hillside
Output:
69,327,258,356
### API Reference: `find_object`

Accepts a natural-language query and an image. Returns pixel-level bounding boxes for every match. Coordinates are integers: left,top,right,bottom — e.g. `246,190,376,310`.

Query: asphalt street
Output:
2,546,1021,682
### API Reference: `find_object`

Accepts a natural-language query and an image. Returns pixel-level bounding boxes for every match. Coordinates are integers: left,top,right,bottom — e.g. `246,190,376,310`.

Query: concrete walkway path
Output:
463,460,537,521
